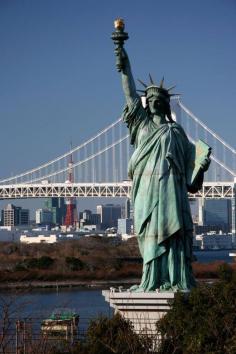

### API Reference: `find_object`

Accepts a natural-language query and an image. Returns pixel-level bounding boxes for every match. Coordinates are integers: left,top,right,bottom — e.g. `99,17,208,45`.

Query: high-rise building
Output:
125,199,131,219
203,199,232,230
96,204,121,229
79,210,92,223
79,209,101,228
36,209,53,225
1,204,29,227
1,204,16,226
121,199,131,219
90,213,101,226
118,218,132,235
44,198,66,225
20,209,30,225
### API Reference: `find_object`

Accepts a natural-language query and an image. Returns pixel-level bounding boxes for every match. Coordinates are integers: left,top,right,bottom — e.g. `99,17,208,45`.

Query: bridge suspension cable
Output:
0,117,123,184
179,100,236,154
178,99,236,181
0,98,235,185
15,135,129,184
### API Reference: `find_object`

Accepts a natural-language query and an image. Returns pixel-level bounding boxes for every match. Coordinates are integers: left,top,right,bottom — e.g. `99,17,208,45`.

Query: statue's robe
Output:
123,98,198,291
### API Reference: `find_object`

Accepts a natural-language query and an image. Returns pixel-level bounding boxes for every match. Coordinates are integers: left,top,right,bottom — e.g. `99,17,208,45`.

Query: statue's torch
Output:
111,18,129,72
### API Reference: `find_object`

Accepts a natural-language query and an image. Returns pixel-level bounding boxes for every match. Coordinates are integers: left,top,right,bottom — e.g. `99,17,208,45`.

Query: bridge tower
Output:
64,145,78,228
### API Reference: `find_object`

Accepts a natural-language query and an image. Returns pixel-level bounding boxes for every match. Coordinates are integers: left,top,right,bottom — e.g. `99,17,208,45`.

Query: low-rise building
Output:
81,224,100,231
195,232,233,250
0,227,21,242
121,234,135,241
20,234,57,244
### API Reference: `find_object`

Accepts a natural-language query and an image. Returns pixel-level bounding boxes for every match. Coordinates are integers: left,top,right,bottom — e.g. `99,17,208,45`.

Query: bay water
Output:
0,250,234,331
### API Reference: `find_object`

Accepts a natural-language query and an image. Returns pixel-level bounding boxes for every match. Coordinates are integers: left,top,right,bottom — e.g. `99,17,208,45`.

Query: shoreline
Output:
0,278,217,291
0,279,140,291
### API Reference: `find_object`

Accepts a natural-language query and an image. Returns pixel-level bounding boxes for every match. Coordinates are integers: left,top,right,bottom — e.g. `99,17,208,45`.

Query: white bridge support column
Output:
232,180,236,246
198,197,204,225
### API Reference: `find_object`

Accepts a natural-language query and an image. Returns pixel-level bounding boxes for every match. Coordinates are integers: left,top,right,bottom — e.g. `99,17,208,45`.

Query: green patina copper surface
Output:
112,20,211,291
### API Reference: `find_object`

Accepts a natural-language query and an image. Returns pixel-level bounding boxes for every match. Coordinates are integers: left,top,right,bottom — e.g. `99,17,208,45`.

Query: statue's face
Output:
147,95,166,115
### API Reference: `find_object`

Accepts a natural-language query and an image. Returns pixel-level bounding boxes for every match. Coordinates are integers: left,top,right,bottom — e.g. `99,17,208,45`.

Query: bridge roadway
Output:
0,181,235,199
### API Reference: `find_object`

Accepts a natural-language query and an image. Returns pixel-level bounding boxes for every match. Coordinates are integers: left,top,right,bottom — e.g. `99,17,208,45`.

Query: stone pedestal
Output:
102,289,179,335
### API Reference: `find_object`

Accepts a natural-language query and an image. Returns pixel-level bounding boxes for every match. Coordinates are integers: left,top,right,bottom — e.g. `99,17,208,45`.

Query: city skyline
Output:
0,1,235,213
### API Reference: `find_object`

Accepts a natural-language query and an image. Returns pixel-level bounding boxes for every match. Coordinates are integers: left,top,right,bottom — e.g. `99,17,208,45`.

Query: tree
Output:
65,257,84,271
36,256,54,269
156,270,236,354
81,314,152,354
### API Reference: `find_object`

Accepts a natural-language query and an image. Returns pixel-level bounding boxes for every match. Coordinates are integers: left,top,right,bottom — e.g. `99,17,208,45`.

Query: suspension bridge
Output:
0,98,235,200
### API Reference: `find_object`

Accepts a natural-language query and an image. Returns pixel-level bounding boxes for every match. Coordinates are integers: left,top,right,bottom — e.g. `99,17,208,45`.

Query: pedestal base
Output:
102,289,181,335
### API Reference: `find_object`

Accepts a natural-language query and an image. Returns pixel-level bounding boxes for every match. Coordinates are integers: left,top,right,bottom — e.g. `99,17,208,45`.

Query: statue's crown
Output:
137,75,178,102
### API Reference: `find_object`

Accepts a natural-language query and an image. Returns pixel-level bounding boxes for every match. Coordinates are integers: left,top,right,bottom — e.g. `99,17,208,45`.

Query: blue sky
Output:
0,0,235,213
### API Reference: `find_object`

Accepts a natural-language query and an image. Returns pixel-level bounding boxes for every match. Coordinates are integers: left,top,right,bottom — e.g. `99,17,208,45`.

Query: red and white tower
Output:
64,145,78,228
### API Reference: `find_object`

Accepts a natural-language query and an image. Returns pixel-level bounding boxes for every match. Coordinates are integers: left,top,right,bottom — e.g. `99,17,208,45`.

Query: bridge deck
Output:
0,182,234,199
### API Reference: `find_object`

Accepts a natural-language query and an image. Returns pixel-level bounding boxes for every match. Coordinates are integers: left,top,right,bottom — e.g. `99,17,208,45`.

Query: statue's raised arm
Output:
111,19,139,105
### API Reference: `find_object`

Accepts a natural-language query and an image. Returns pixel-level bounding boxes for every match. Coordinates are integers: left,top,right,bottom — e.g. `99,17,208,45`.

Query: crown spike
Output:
137,79,147,88
167,85,176,92
159,76,164,88
149,73,155,85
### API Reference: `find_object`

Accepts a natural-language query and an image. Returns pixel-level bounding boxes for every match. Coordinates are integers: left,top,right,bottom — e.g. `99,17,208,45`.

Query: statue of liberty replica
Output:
112,19,211,292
